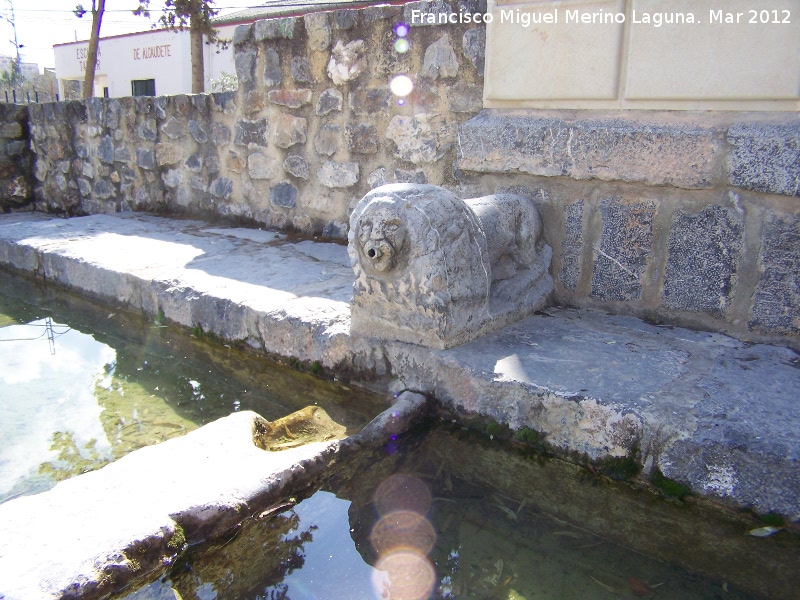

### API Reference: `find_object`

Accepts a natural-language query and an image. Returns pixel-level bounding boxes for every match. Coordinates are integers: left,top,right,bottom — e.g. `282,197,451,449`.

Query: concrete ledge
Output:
386,309,800,518
457,110,720,189
0,212,797,522
0,411,338,599
0,392,429,599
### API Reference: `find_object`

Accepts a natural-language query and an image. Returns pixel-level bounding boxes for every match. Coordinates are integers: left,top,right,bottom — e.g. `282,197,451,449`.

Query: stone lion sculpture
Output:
348,184,553,349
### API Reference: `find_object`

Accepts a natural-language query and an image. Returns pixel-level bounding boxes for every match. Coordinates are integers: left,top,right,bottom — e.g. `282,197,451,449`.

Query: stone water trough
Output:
0,183,798,598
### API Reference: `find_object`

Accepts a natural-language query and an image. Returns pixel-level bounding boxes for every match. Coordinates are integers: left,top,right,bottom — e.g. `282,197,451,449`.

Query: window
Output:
131,79,156,97
103,87,109,98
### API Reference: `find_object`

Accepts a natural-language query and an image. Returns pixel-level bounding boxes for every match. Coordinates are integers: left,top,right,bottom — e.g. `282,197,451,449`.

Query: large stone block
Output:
156,143,182,166
290,56,312,83
188,120,208,144
590,199,656,302
263,48,282,87
314,124,340,156
136,148,155,171
346,124,379,154
247,152,279,180
386,114,454,164
420,34,459,80
273,114,307,148
318,161,358,188
160,117,185,140
234,50,256,92
664,206,744,315
457,112,717,189
304,12,331,52
462,27,485,75
234,118,268,147
283,155,309,180
97,135,114,164
254,17,296,41
348,183,552,349
316,88,343,116
209,177,234,200
727,121,800,197
269,181,298,209
137,119,157,141
267,89,312,108
349,88,391,115
327,40,367,85
749,213,800,335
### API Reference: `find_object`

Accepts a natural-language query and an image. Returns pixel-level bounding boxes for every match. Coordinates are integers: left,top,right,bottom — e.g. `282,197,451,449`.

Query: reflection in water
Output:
120,425,799,600
0,320,115,501
0,270,387,504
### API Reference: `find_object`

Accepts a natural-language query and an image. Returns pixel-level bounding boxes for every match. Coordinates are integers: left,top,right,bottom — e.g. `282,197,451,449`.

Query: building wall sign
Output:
134,44,172,61
76,47,100,72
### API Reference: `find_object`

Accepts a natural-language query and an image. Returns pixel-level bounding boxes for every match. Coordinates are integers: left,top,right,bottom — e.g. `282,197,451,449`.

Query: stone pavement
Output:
0,212,797,524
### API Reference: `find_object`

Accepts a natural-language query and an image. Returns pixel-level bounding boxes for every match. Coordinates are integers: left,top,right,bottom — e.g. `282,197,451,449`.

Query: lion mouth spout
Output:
364,241,394,271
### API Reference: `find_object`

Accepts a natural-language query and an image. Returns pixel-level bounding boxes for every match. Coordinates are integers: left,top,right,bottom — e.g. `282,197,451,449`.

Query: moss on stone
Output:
757,512,785,527
168,524,187,551
651,467,692,500
595,446,642,481
485,421,503,437
513,426,542,445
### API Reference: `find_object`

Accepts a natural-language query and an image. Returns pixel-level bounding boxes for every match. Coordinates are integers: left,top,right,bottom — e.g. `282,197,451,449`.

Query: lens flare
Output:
390,75,414,98
374,473,431,516
373,550,435,600
394,38,410,53
394,22,410,37
370,510,437,555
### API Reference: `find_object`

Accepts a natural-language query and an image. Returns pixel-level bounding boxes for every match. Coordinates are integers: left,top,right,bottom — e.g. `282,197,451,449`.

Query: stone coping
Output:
0,211,797,524
457,109,800,196
0,394,428,599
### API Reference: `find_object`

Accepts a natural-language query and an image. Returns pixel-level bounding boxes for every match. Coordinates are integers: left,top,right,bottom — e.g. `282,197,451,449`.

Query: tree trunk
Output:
82,0,106,98
190,12,205,94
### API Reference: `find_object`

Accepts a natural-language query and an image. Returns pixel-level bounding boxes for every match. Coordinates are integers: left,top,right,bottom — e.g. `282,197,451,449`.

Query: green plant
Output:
209,70,238,92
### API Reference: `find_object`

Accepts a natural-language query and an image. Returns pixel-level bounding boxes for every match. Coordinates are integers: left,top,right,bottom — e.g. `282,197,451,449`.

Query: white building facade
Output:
53,24,239,99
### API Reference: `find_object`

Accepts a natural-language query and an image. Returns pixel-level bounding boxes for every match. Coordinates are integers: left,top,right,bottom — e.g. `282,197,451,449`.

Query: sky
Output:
0,0,264,72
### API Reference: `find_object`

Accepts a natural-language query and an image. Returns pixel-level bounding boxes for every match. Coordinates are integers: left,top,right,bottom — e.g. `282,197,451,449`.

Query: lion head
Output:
355,202,409,276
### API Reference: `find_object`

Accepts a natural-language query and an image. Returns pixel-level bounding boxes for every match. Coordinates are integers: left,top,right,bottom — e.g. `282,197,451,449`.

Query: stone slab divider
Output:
0,393,428,599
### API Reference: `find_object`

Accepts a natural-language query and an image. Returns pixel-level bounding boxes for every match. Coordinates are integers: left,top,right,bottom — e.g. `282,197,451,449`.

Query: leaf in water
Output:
747,525,783,537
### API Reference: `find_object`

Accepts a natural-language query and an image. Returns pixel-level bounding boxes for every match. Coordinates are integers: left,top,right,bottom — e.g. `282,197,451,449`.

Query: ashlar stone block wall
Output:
455,111,800,348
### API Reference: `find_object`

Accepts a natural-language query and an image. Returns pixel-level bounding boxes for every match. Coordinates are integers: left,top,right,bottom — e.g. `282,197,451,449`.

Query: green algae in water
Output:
0,270,387,504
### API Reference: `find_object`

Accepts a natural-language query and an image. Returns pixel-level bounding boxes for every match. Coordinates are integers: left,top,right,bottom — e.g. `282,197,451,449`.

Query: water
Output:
3,269,797,599
119,426,799,600
0,269,387,504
